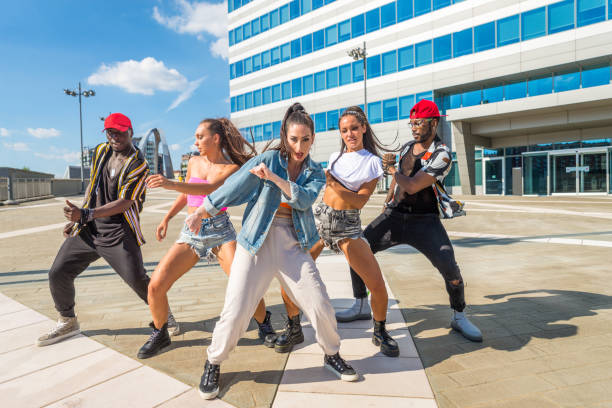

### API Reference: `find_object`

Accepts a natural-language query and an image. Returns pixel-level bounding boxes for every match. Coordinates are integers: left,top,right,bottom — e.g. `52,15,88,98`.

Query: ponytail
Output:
201,118,256,166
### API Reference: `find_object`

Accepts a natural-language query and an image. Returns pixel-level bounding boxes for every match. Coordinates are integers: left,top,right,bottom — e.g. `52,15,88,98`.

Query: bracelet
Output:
79,208,95,224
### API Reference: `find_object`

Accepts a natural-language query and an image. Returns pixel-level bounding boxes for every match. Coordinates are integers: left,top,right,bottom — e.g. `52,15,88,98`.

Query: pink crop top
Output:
186,177,227,211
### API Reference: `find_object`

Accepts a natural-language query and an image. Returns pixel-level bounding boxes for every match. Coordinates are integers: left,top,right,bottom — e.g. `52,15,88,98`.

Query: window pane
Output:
338,19,351,42
253,54,261,71
280,5,289,24
548,0,574,34
325,25,338,47
229,30,234,46
262,87,271,104
243,23,251,40
313,0,324,9
303,74,314,94
326,67,338,88
577,0,606,26
582,65,611,88
368,101,382,124
434,34,451,62
504,81,527,100
261,50,271,68
281,43,291,61
383,98,398,122
449,93,461,108
236,60,244,76
528,75,552,96
327,110,339,130
433,0,451,9
260,13,270,32
273,121,281,139
244,58,252,74
416,91,433,102
271,47,280,65
366,8,380,33
314,71,326,91
254,125,263,142
521,7,545,41
381,3,396,28
497,14,519,47
313,29,325,50
270,9,280,28
462,89,481,107
453,28,472,57
282,81,291,99
339,63,352,85
290,0,300,19
291,39,301,58
236,94,244,111
610,0,612,19
292,78,302,97
301,0,312,14
367,54,381,78
235,26,243,42
397,0,413,22
554,71,580,92
351,14,365,37
415,40,432,67
302,34,313,55
315,112,327,132
398,45,414,70
483,85,503,103
382,50,397,75
414,0,431,16
253,89,261,106
230,63,236,79
263,123,273,141
399,95,415,119
352,60,364,82
230,96,236,112
474,22,495,52
272,84,281,102
252,18,260,36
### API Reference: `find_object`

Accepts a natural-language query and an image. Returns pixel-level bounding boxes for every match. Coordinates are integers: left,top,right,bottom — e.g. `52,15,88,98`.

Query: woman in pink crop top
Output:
137,118,278,359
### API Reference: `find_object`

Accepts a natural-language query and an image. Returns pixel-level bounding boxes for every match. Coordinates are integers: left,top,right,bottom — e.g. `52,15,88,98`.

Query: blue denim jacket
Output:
203,150,325,255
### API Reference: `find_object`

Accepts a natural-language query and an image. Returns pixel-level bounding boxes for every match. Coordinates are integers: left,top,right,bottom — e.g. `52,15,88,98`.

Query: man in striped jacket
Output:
37,113,177,346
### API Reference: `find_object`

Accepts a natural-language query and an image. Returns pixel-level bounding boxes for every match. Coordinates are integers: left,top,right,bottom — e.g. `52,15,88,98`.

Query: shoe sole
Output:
36,329,80,347
137,340,171,359
335,313,372,323
274,333,305,353
324,363,359,382
262,338,276,348
450,321,483,342
198,386,219,400
372,337,400,357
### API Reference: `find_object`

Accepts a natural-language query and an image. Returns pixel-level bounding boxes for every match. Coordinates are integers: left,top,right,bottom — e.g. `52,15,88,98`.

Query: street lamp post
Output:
347,41,367,114
64,82,95,193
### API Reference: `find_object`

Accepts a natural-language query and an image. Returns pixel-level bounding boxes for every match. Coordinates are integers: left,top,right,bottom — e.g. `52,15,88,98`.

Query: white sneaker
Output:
36,316,80,347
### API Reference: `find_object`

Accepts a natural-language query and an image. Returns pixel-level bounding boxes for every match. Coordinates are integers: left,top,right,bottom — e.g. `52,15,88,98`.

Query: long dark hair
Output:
264,102,314,159
201,118,256,166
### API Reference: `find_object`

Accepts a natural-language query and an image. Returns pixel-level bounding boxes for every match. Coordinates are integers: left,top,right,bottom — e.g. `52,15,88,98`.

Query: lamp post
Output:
347,41,367,114
64,82,95,193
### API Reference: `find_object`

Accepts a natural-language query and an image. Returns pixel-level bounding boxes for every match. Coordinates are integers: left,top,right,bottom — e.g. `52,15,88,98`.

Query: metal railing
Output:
7,178,52,201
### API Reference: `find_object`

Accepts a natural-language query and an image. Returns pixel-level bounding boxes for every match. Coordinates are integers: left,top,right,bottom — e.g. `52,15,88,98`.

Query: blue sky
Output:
0,0,229,177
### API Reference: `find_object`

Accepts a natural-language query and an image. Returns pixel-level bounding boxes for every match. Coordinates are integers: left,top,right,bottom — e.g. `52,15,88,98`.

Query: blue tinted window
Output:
253,54,261,71
367,54,381,79
582,65,610,88
282,81,291,100
398,45,414,70
290,0,300,19
325,25,338,47
280,5,289,24
229,30,234,46
254,125,263,142
230,64,236,79
273,121,281,139
434,34,451,62
327,110,339,130
339,63,352,86
281,43,291,62
260,13,270,32
397,0,413,22
483,85,503,103
272,84,281,102
383,98,398,122
262,87,272,104
326,67,338,88
416,91,433,102
368,101,382,124
352,60,364,82
261,50,271,68
351,14,365,37
554,71,580,92
302,34,313,55
449,94,461,109
301,0,312,14
313,30,325,51
314,71,326,91
381,3,396,28
244,58,252,74
235,60,244,76
610,0,612,19
303,74,314,94
414,0,431,16
291,39,301,59
315,112,326,132
433,0,451,9
399,95,415,119
462,89,481,107
271,47,280,65
230,96,236,112
270,9,280,28
505,81,527,100
263,123,273,141
243,23,251,40
521,7,545,41
415,40,432,67
548,0,574,34
253,89,261,106
382,50,397,75
474,22,495,52
252,18,260,36
338,19,351,42
528,76,552,96
366,8,380,33
577,0,606,26
292,78,302,97
236,94,244,111
497,14,519,47
453,28,472,57
313,0,324,9
235,26,243,42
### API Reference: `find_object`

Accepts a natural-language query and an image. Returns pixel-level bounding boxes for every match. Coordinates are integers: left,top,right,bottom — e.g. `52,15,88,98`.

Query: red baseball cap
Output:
410,100,446,119
103,113,132,132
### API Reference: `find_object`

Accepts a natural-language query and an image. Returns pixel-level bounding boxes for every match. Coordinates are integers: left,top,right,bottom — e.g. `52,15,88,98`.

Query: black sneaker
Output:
137,323,171,359
198,360,220,400
256,310,277,348
324,353,359,382
274,314,304,353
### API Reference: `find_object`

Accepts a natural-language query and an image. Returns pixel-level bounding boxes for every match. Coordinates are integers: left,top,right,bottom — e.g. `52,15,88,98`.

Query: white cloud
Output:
0,128,9,137
168,76,205,111
170,143,181,151
27,128,61,139
153,0,229,60
34,151,81,163
3,142,29,151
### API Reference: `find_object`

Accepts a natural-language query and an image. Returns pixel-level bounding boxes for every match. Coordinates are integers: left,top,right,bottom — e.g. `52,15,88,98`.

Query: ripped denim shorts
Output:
313,202,364,253
176,212,236,261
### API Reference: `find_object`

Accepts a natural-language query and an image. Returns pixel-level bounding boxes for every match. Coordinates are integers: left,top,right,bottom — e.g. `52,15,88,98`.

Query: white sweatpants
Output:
207,216,341,364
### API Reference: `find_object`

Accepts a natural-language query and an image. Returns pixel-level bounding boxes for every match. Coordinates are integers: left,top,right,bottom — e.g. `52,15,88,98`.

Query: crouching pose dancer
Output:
276,106,399,357
345,100,482,342
137,118,276,359
188,103,358,400
37,113,177,346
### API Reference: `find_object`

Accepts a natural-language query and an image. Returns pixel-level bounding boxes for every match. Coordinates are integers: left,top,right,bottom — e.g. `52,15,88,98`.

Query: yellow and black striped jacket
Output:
71,142,149,246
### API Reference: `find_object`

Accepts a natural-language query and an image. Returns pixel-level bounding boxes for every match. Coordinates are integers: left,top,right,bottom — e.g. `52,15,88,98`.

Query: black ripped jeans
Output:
350,209,466,312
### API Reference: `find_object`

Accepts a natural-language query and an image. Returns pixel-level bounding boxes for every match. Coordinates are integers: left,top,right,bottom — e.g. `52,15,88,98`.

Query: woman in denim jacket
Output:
187,103,358,400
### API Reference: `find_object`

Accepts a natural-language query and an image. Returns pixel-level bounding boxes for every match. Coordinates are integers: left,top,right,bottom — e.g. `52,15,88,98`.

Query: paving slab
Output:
273,391,438,407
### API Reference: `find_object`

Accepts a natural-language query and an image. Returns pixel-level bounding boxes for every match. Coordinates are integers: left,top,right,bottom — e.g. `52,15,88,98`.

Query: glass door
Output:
550,153,577,194
579,151,607,193
484,158,504,194
523,153,548,195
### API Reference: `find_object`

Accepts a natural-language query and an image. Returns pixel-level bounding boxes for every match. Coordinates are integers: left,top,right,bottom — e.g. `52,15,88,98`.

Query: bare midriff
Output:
323,183,361,210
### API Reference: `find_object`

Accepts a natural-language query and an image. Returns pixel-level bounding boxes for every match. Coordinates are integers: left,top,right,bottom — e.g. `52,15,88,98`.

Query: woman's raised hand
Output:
249,162,274,180
146,174,170,189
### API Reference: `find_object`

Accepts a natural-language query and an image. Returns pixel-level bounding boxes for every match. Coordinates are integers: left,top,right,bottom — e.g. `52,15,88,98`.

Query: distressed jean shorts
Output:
313,202,364,253
176,212,236,261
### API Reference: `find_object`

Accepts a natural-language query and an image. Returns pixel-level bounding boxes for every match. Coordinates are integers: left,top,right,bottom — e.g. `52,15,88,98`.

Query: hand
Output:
63,200,81,222
249,163,275,181
63,222,75,237
386,166,397,176
146,174,171,189
185,212,202,233
156,219,169,242
382,153,397,174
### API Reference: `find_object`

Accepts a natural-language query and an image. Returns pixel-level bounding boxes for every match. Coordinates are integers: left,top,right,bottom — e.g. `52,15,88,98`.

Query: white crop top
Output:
327,149,384,192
